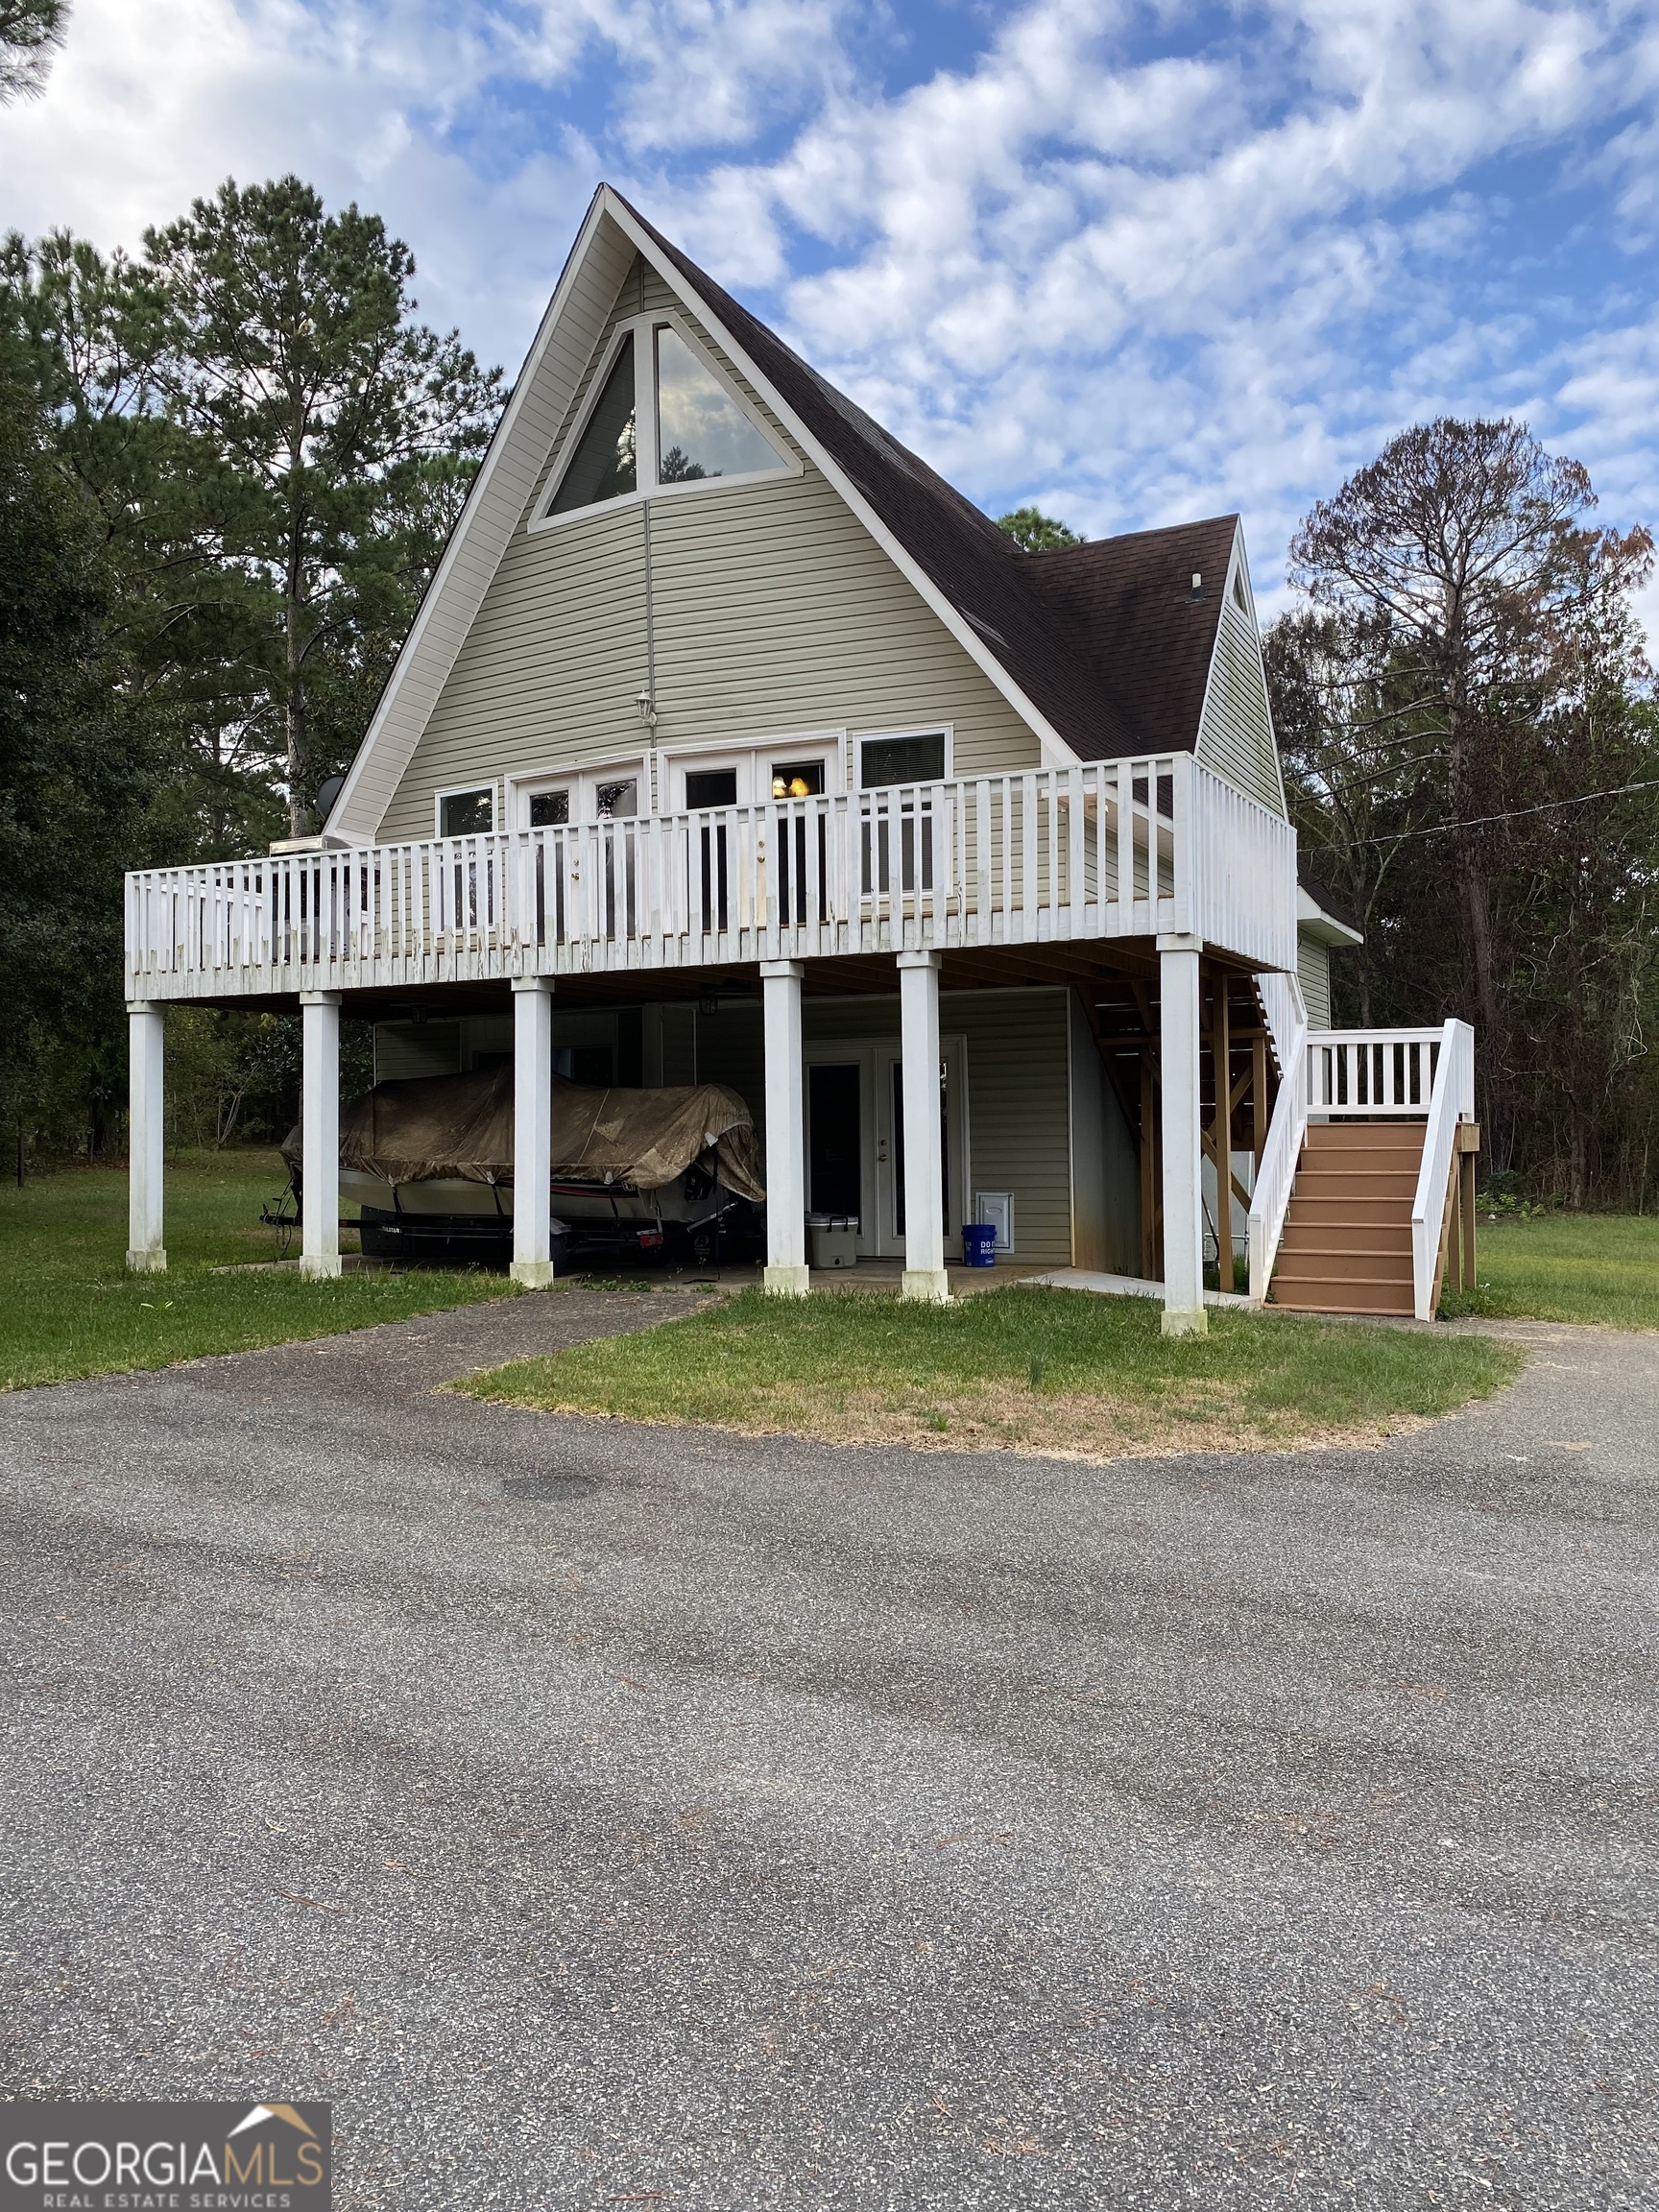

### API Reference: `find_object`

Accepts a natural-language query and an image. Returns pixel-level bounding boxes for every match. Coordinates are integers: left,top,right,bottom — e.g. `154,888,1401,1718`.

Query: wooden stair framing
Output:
1079,964,1281,1285
1270,1120,1424,1316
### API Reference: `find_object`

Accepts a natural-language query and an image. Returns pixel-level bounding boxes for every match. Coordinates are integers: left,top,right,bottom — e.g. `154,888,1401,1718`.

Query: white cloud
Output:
3,0,1657,619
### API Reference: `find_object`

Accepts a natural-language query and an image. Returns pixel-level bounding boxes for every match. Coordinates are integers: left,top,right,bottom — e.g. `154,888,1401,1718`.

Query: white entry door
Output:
804,1045,878,1256
803,1036,967,1260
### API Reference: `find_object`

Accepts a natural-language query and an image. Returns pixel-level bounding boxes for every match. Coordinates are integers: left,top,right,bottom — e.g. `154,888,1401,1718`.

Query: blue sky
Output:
5,0,1659,623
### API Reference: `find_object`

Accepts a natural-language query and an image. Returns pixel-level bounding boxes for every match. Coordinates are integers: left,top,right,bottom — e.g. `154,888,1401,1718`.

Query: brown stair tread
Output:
1274,1274,1415,1291
1273,1298,1414,1314
1277,1246,1413,1262
1267,1116,1438,1316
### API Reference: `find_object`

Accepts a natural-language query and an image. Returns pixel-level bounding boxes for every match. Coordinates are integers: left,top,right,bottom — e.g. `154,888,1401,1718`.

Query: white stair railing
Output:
1307,1027,1445,1116
1410,1019,1476,1320
1248,971,1309,1304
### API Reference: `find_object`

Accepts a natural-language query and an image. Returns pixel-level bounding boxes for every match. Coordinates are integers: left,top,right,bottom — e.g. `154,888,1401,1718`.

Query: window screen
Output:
440,787,493,835
549,335,637,514
770,760,825,799
859,733,945,788
528,789,570,828
685,768,739,809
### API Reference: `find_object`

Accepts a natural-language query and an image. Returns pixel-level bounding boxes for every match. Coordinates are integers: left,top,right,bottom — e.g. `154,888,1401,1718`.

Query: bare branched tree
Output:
1290,418,1593,1155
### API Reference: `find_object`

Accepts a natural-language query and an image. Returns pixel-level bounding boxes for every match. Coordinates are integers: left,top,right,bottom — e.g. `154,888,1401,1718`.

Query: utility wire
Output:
1316,775,1659,851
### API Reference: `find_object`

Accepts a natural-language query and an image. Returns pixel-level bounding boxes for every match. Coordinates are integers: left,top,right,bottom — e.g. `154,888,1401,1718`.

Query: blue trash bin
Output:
963,1222,998,1268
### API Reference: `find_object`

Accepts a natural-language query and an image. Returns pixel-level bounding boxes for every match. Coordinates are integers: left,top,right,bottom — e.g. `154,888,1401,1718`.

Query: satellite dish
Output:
315,774,346,824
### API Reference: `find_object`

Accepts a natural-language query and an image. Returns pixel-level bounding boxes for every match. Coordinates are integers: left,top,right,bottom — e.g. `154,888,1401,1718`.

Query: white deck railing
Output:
125,755,1297,998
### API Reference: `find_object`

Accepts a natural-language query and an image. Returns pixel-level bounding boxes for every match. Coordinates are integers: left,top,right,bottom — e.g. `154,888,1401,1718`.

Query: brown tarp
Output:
281,1064,765,1201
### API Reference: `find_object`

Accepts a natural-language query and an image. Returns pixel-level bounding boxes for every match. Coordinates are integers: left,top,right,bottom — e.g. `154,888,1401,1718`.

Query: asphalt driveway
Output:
2,1293,1655,2210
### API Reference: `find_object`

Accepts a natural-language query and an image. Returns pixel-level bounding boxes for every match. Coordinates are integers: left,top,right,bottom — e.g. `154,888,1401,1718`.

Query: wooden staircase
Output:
1269,1121,1426,1315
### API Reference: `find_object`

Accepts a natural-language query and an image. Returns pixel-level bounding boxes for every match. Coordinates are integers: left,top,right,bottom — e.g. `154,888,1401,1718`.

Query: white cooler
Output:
805,1214,859,1268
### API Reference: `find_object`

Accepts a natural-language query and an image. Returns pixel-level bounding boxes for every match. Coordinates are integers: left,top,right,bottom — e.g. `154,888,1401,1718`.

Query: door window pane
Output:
595,778,637,819
656,325,784,485
861,733,946,787
891,1058,950,1237
549,335,637,514
685,768,739,810
528,789,570,827
809,1063,862,1218
440,787,493,835
770,759,825,799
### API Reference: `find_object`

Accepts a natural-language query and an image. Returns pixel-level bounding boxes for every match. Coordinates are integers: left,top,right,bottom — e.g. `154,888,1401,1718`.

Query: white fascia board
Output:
1194,518,1290,818
327,189,631,843
1297,888,1364,948
595,189,1079,771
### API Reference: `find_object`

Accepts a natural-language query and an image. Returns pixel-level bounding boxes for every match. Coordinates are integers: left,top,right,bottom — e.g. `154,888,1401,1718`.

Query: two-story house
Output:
122,186,1479,1329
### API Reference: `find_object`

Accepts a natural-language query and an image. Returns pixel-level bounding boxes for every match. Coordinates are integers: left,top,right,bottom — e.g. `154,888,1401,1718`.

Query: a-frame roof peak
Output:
329,183,1255,838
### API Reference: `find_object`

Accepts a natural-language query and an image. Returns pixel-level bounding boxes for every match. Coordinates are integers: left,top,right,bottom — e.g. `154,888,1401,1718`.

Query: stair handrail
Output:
1248,970,1310,1304
1410,1018,1476,1320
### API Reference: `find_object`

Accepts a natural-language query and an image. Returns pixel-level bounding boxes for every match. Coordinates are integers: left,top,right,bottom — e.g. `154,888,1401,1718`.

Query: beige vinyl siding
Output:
1298,934,1333,1027
647,468,1036,775
655,1003,697,1086
376,259,1040,841
378,501,650,840
333,218,636,842
1195,594,1286,817
373,1009,624,1084
685,1003,766,1128
1068,991,1142,1272
954,991,1072,1263
374,1022,465,1082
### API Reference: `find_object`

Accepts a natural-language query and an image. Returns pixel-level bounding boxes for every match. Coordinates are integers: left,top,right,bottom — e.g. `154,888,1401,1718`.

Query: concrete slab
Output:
1022,1265,1253,1308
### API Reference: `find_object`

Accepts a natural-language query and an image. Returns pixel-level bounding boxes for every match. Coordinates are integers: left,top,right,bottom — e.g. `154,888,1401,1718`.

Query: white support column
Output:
300,990,343,1282
1158,935,1207,1337
126,999,166,1274
511,976,556,1288
898,950,950,1304
759,959,809,1295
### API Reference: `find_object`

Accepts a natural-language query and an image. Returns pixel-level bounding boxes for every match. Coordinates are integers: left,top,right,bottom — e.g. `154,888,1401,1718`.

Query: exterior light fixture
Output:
637,687,657,728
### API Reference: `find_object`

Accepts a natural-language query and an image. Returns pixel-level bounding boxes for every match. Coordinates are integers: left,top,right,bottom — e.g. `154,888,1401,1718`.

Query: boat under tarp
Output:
282,1062,764,1200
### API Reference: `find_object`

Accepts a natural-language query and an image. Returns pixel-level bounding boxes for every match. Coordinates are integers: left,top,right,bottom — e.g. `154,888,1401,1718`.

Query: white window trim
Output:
433,780,497,837
506,754,651,828
527,310,801,537
657,728,847,810
854,724,954,788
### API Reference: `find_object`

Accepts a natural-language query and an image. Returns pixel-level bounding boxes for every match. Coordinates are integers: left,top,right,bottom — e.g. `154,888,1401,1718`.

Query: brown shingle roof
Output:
1022,520,1242,757
617,192,1238,763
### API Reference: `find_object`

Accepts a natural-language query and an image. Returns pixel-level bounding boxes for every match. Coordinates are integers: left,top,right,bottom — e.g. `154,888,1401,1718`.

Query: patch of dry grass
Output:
461,1286,1514,1461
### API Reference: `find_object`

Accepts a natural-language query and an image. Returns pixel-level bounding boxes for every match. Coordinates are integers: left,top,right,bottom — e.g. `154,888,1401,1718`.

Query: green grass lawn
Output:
461,1286,1522,1460
1444,1211,1659,1330
0,1148,519,1392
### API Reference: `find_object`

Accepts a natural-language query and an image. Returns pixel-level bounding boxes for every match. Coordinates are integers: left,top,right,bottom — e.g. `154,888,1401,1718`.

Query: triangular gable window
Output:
542,313,790,524
655,325,785,484
549,333,637,514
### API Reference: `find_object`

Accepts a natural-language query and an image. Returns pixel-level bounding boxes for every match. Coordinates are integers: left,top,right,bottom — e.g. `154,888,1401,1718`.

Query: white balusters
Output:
124,752,1306,998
